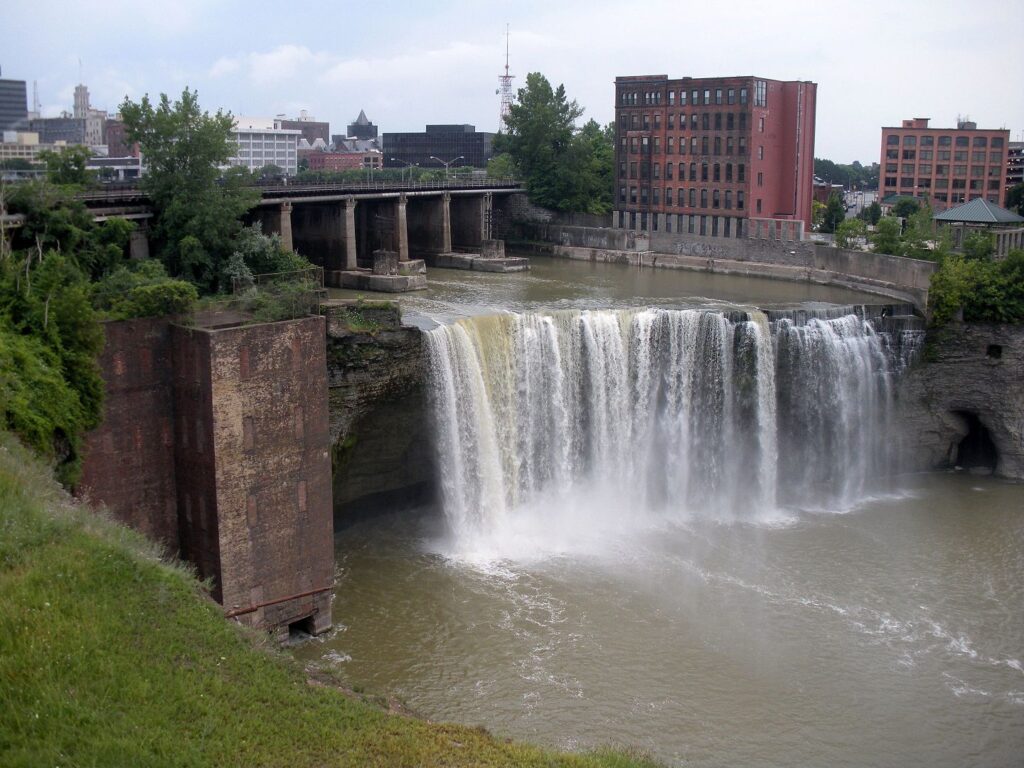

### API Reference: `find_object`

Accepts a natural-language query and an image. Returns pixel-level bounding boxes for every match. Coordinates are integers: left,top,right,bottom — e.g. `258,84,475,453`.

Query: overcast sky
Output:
5,0,1022,163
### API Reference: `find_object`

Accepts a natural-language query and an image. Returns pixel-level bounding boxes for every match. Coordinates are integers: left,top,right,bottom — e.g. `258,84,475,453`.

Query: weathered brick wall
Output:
205,316,333,633
78,318,179,552
169,327,222,600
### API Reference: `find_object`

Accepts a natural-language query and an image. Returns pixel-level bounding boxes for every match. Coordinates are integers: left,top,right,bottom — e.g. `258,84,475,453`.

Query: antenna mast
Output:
498,24,514,130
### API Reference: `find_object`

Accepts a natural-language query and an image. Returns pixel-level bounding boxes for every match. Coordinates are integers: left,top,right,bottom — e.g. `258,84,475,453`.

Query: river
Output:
302,255,1023,767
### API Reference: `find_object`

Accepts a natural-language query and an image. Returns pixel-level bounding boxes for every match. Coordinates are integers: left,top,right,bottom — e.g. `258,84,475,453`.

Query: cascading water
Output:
425,307,908,552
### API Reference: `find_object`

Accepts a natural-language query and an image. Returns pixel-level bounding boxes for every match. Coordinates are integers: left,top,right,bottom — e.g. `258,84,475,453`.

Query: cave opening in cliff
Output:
952,410,998,473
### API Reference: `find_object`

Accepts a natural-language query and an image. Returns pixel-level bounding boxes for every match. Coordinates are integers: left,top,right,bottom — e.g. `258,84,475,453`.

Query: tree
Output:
900,205,936,260
812,200,826,230
120,88,258,291
820,192,845,233
486,153,517,179
858,200,882,225
37,145,95,187
1004,183,1024,216
871,216,902,255
835,218,867,249
498,72,605,213
892,198,920,220
962,230,995,261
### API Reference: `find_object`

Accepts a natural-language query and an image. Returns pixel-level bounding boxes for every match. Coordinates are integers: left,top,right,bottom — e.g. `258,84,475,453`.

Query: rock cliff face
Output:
323,301,433,521
899,323,1024,479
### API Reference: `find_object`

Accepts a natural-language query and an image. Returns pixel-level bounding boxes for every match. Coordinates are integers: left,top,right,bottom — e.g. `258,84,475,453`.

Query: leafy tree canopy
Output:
1006,183,1024,216
37,145,95,187
496,73,613,214
120,88,258,291
814,158,879,190
819,193,845,233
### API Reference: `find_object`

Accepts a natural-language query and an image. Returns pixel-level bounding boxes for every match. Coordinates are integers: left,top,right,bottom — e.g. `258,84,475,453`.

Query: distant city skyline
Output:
4,0,1023,164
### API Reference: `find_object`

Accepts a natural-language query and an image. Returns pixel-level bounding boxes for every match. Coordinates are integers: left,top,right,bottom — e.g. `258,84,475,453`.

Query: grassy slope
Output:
0,433,658,768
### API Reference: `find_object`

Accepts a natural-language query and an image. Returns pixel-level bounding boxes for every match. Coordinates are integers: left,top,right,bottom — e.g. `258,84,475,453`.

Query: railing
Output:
75,177,525,203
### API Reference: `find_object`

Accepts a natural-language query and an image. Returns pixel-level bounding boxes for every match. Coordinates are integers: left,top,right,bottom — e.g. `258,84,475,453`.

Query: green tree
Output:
858,200,882,225
929,250,1024,325
498,72,596,212
812,199,826,230
820,192,845,233
835,218,867,249
871,216,902,255
962,230,996,260
486,152,518,179
893,198,920,220
1006,183,1024,216
120,88,258,291
900,204,936,260
37,145,95,187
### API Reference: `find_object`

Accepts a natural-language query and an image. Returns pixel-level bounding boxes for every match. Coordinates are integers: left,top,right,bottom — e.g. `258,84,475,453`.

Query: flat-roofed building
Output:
613,74,817,238
229,117,301,176
879,117,1009,212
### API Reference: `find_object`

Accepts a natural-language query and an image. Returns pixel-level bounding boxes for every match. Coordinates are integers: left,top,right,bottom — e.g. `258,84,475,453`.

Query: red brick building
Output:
613,75,817,238
879,118,1009,212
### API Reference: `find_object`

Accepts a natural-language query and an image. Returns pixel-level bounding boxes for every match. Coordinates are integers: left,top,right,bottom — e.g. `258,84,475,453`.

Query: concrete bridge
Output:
73,179,526,280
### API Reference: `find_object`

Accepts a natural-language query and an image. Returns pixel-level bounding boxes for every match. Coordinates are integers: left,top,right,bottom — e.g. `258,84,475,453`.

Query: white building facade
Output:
229,117,301,176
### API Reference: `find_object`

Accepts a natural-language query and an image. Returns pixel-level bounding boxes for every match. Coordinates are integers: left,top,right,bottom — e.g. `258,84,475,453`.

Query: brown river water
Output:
298,256,1024,767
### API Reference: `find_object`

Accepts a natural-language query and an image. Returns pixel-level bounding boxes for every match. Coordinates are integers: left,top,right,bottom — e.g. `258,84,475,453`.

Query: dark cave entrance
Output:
952,410,998,473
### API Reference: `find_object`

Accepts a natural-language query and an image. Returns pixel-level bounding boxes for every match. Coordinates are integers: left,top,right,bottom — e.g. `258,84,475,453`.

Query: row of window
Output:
885,148,1003,163
620,85,761,108
620,111,754,133
620,160,749,183
621,135,752,157
619,185,749,211
884,163,1002,178
886,134,1005,149
619,210,747,239
883,177,1002,192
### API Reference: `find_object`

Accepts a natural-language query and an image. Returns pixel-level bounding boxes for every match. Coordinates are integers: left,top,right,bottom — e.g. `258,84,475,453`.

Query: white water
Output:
426,308,904,555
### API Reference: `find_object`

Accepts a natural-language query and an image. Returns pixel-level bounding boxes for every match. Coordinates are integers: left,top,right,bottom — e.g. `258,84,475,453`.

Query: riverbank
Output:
0,431,658,768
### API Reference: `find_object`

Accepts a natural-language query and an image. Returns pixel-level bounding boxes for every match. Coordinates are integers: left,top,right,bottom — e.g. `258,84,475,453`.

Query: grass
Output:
0,433,660,768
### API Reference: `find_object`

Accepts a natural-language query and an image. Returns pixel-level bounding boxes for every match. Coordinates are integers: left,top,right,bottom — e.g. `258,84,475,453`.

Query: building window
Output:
725,190,732,209
668,91,675,105
702,137,709,154
757,171,763,186
666,187,673,205
630,161,637,178
654,137,661,154
903,149,916,160
689,188,697,207
714,113,722,130
653,163,661,179
713,190,720,209
619,161,626,178
973,136,987,147
955,136,969,147
724,217,732,237
972,150,985,163
630,186,637,203
692,89,699,105
666,162,673,179
902,163,914,175
713,163,721,182
954,150,967,162
654,114,661,129
754,80,767,107
739,137,747,154
700,189,708,208
886,148,899,159
727,113,735,130
887,135,900,145
631,114,639,129
642,136,650,154
701,161,709,181
679,137,686,155
739,113,747,131
667,137,674,154
619,186,626,203
900,178,915,188
992,137,1004,148
756,199,762,213
680,90,687,106
714,137,722,155
726,137,734,155
738,164,746,182
690,162,697,181
740,88,748,105
919,164,932,175
641,187,649,203
726,163,733,182
758,145,764,160
641,163,649,179
727,88,735,105
691,137,698,154
691,114,698,130
759,117,765,133
700,215,707,235
884,177,897,187
688,214,695,233
904,136,917,147
920,150,933,161
989,151,1002,163
702,113,710,130
715,88,723,105
703,89,711,105
667,114,675,130
653,187,660,205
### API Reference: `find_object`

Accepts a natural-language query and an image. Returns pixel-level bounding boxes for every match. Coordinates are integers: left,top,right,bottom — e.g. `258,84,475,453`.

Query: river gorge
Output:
298,256,1023,767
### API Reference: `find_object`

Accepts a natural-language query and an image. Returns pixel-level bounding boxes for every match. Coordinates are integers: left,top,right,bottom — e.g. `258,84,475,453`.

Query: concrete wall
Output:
512,221,937,309
78,318,178,551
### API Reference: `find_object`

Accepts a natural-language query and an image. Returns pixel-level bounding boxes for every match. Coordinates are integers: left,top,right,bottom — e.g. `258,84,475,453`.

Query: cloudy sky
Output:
5,0,1022,163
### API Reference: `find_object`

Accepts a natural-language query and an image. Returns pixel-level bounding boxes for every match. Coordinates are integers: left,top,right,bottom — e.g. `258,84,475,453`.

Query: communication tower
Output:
497,24,514,130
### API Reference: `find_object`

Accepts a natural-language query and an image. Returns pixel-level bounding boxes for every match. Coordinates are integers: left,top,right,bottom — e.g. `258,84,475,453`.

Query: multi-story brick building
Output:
879,118,1009,212
613,75,816,238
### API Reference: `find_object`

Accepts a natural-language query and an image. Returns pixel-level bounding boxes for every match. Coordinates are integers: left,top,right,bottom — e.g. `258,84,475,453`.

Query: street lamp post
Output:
429,155,465,180
389,158,418,183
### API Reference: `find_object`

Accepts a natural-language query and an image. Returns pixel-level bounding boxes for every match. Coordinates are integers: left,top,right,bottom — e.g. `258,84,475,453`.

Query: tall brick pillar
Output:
441,191,452,253
341,196,357,270
395,194,409,262
279,202,294,252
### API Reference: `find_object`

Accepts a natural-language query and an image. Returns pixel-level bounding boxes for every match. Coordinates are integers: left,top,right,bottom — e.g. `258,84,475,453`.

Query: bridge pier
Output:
395,194,409,262
341,197,357,270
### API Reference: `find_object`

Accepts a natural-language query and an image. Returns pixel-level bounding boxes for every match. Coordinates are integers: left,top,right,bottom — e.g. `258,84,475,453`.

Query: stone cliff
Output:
323,301,434,521
899,323,1024,479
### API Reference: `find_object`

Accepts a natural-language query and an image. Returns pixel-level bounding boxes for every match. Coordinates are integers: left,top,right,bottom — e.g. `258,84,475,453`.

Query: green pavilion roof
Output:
933,198,1024,225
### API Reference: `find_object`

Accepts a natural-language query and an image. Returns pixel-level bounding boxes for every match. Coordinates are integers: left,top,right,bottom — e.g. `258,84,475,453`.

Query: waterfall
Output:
425,308,905,548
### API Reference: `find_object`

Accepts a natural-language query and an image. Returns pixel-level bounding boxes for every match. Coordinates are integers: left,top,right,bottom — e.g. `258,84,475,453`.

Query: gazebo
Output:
933,198,1024,258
